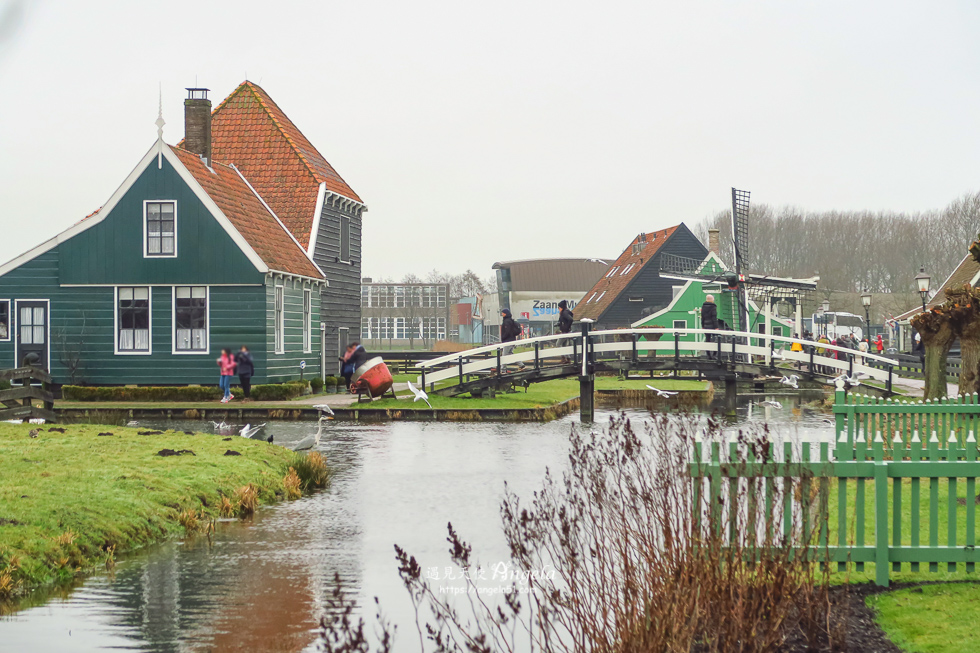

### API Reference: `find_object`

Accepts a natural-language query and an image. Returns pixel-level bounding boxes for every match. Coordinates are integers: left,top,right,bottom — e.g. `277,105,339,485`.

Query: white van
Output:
811,311,865,341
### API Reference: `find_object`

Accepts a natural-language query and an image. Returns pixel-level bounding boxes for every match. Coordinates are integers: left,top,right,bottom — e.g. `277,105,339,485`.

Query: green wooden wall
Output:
0,249,320,385
59,156,264,286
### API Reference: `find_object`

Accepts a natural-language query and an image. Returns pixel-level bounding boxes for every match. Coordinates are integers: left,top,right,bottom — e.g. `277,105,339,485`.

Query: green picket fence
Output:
691,427,980,587
833,388,980,447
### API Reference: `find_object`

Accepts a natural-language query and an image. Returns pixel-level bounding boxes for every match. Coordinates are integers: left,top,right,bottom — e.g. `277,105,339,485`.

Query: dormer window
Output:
144,201,176,257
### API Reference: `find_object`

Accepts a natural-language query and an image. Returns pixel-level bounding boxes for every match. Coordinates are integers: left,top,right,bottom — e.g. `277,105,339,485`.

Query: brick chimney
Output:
183,88,212,165
708,228,720,255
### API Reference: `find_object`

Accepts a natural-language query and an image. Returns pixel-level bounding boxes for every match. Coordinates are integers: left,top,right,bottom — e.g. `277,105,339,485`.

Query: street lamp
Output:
820,299,830,337
915,268,931,313
861,291,872,342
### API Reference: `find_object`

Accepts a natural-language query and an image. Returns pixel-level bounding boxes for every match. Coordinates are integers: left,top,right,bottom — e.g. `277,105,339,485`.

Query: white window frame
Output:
303,288,313,353
0,299,10,342
171,286,209,354
605,266,619,278
274,284,285,354
143,200,178,258
673,319,687,330
114,286,152,355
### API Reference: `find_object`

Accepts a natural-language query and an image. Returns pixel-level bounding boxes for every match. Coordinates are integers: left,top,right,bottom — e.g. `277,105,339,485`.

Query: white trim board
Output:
307,182,326,258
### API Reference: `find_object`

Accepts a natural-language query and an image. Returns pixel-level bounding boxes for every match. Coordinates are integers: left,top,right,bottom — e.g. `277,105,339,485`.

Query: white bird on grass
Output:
779,375,800,389
760,400,783,409
3,419,23,424
239,423,267,439
646,385,678,398
406,380,433,408
127,420,139,427
28,418,45,425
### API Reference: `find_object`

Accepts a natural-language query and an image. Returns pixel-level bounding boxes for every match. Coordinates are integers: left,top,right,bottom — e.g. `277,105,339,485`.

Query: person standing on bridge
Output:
500,308,525,373
557,300,574,364
701,294,719,358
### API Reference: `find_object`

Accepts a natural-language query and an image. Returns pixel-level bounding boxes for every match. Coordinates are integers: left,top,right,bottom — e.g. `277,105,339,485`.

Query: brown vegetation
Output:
320,415,841,653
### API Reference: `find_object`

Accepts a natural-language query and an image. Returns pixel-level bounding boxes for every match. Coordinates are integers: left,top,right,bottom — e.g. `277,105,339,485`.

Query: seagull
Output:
28,418,45,425
779,375,800,389
759,400,782,409
587,258,608,265
312,404,335,418
293,413,329,451
3,419,23,424
126,420,139,427
646,385,678,398
210,421,231,431
833,373,861,387
406,380,433,408
772,349,785,360
239,423,267,439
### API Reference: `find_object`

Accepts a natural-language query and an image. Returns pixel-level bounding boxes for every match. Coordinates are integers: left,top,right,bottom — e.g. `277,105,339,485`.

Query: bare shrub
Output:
284,467,303,500
234,484,259,518
320,414,834,652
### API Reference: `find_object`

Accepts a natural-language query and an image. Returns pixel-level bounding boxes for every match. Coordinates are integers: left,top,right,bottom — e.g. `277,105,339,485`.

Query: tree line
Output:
694,190,980,294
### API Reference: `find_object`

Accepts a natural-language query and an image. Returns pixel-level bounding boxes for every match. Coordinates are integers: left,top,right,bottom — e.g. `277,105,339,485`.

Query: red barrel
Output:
350,357,393,398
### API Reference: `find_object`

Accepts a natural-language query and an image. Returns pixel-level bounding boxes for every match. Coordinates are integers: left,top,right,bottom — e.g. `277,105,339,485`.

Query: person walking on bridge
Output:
500,308,524,373
557,300,574,364
701,294,719,358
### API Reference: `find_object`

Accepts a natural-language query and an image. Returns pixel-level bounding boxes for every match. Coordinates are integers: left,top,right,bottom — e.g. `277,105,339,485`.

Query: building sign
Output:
509,292,586,321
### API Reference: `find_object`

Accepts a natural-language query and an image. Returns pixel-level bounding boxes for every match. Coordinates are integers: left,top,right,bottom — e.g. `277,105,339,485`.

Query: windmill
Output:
658,188,818,335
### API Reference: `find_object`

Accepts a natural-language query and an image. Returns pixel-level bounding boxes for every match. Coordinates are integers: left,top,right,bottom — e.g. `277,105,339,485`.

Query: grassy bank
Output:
371,377,712,410
0,423,322,600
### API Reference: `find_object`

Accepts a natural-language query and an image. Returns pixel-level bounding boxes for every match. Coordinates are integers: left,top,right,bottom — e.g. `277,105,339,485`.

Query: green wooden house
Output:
0,112,327,386
630,252,794,353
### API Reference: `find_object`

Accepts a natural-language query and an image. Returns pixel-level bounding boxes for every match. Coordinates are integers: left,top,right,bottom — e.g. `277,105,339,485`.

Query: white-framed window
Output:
361,286,370,307
303,288,312,353
672,285,684,299
772,326,784,337
586,292,597,303
377,317,392,340
144,200,177,258
628,297,643,302
115,287,151,354
620,263,635,275
597,291,606,302
274,285,285,354
394,317,406,339
361,317,372,339
437,316,447,340
605,266,619,277
0,299,9,342
172,286,208,353
340,215,351,263
673,319,687,330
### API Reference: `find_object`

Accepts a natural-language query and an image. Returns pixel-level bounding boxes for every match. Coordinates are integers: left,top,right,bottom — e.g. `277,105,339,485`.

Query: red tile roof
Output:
574,226,680,322
200,81,362,249
171,146,323,279
895,253,980,321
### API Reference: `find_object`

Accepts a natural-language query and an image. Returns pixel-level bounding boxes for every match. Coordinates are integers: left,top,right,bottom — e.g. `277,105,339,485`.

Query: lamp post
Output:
915,268,931,313
820,299,830,337
861,291,872,343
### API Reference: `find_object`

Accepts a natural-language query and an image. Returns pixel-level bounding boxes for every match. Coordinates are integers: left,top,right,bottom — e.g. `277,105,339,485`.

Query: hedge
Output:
62,380,308,403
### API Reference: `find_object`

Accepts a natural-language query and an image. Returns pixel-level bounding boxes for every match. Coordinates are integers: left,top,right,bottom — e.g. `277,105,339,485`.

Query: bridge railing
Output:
415,328,901,389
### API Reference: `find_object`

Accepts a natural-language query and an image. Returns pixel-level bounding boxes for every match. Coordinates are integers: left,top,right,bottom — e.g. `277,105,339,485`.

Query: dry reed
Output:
234,483,259,518
283,467,303,500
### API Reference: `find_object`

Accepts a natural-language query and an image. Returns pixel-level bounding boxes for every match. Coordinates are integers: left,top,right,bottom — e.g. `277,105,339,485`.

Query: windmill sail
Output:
731,188,751,332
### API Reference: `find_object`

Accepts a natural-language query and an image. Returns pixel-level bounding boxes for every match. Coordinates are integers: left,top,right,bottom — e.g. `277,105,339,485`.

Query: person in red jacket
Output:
217,348,237,403
875,334,884,355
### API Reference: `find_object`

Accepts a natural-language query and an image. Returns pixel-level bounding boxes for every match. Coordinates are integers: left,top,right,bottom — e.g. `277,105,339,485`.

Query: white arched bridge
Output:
416,327,909,419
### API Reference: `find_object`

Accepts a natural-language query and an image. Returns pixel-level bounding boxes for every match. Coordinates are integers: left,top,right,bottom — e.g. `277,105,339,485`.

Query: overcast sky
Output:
2,0,980,280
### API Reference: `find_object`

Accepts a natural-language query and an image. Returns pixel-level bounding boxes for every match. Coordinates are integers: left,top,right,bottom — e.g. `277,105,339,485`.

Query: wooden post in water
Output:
724,374,737,417
579,320,595,422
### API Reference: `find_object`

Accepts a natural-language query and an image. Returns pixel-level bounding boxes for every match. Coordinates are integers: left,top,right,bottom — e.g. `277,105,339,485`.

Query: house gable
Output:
58,147,265,286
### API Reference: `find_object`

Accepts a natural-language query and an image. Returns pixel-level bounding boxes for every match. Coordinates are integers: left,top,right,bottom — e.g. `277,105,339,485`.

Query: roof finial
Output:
155,83,165,141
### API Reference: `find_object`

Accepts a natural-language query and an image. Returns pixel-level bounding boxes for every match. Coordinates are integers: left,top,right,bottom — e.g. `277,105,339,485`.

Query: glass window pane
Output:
120,288,133,301
192,287,206,299
20,326,32,344
160,203,174,216
33,308,44,326
33,326,44,344
162,237,174,254
20,307,31,326
148,239,160,254
134,287,149,300
147,203,160,217
176,287,191,299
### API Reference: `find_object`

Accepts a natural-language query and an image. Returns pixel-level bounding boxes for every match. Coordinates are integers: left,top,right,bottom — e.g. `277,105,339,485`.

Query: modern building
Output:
201,82,366,374
574,224,708,328
360,280,450,348
490,259,609,337
0,86,335,385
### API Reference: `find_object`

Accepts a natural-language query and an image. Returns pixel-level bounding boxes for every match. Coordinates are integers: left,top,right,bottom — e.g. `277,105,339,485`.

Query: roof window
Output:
605,266,619,278
620,263,635,275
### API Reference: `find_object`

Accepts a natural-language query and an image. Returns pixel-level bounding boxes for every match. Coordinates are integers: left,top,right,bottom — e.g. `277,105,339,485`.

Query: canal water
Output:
0,402,836,652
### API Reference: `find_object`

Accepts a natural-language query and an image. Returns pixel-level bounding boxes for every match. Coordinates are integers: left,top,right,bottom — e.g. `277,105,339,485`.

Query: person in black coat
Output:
500,309,524,372
557,300,574,363
701,294,719,357
236,346,255,400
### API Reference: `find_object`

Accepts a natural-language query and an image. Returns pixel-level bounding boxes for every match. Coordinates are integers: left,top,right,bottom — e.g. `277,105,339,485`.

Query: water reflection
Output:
0,401,836,652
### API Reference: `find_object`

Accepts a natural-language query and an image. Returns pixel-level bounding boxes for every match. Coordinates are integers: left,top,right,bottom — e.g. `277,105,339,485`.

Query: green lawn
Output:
870,583,980,653
0,423,299,599
368,377,712,411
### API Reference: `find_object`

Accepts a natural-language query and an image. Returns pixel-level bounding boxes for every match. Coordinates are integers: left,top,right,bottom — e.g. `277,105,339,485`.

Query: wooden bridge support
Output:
579,321,595,422
724,375,738,417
